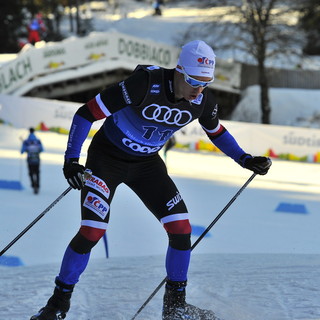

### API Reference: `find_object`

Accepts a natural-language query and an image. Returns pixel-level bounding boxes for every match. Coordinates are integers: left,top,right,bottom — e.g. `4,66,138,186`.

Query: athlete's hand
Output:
239,154,272,175
63,158,85,189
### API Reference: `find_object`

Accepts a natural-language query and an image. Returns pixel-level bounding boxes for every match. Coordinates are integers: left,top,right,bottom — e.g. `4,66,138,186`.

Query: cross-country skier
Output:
21,127,44,194
31,40,272,320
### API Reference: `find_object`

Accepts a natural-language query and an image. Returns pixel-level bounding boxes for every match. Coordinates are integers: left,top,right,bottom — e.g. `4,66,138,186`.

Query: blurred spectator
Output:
21,128,44,194
27,13,46,45
163,135,176,164
153,0,163,16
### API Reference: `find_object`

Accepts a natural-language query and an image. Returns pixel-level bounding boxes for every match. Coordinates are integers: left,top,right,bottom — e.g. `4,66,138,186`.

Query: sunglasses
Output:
181,67,214,88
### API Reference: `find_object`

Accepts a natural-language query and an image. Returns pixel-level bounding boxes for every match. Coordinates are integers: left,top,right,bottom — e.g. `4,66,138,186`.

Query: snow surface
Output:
1,124,320,320
1,1,320,319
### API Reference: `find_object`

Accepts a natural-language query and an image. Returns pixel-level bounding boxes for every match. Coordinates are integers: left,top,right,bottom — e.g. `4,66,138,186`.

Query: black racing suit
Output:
58,65,246,285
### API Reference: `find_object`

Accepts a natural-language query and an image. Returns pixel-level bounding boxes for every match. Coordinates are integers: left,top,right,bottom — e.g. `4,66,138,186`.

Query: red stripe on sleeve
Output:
87,98,107,120
206,124,225,137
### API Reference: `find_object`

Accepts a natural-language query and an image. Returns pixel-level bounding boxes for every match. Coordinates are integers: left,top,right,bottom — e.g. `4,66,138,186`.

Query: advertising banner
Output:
1,94,320,163
174,120,320,162
0,31,242,96
0,32,179,95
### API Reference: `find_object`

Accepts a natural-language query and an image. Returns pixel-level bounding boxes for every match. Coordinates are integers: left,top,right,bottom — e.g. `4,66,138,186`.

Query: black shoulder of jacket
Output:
134,64,164,74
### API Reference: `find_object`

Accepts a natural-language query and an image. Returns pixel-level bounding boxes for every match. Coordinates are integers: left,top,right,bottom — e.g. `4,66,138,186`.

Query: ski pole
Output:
0,186,72,257
0,169,92,257
130,172,257,320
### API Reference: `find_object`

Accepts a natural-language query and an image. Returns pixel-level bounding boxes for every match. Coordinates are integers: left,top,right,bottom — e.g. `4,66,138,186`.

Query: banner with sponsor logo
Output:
0,31,180,95
0,94,105,135
174,121,320,162
1,94,320,163
0,31,241,96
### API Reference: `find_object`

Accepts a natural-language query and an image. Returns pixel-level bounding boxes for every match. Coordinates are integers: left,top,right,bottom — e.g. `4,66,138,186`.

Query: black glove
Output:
239,153,272,175
63,158,85,189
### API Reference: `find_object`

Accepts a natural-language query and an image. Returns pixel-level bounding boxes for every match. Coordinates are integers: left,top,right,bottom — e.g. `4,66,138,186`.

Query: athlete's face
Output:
174,70,212,101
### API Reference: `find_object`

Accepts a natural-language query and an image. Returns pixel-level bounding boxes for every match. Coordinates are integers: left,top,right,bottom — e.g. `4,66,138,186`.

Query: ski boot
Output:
162,280,218,320
30,278,74,320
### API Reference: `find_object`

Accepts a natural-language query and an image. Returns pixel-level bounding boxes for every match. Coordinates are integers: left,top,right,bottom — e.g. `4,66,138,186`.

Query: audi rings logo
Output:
142,104,192,127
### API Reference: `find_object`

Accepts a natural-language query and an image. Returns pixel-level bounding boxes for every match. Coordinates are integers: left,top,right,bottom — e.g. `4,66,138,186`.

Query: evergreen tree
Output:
298,0,320,55
0,0,25,53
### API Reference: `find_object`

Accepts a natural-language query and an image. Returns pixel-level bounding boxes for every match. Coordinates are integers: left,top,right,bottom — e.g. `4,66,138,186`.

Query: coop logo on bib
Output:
83,192,109,219
85,175,110,199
